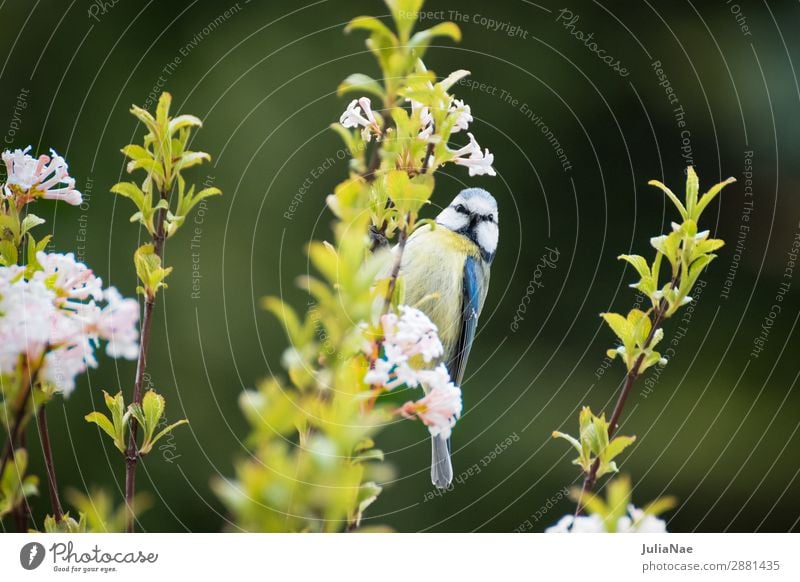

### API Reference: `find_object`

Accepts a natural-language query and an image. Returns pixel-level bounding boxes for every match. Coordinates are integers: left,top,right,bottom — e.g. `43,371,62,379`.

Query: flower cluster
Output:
366,306,463,439
0,252,139,396
338,78,496,177
545,507,668,534
2,146,82,207
400,367,462,439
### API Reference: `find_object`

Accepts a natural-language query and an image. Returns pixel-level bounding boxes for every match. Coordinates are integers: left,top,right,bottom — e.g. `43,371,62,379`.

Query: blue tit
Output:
399,187,498,488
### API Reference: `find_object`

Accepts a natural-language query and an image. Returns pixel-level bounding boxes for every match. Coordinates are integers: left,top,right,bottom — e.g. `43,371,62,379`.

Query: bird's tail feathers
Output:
431,435,453,489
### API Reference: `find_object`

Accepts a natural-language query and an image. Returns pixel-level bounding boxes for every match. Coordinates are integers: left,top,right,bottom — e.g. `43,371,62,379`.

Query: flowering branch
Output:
1,145,143,530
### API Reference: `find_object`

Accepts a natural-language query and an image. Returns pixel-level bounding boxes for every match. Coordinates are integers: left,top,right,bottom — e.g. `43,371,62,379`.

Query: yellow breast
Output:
399,226,481,358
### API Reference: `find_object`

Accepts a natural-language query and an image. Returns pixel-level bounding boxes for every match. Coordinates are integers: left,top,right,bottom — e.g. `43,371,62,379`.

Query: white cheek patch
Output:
436,207,469,231
476,222,498,255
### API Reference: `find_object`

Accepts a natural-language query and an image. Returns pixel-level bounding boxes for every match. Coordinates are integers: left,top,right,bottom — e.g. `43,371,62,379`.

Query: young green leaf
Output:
134,244,172,299
648,179,687,220
337,73,385,98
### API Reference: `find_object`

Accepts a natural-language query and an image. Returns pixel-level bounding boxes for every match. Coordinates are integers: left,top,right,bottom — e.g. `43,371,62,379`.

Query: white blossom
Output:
0,278,56,372
92,287,140,360
366,306,463,438
451,132,496,177
365,306,446,389
617,506,669,533
401,364,463,439
33,251,103,302
449,98,472,133
339,97,381,142
410,99,435,141
388,306,444,362
546,506,669,533
2,146,82,206
0,253,139,396
545,514,605,533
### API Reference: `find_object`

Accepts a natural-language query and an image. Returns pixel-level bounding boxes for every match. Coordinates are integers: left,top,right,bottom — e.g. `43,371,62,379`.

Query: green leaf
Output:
643,495,678,517
385,170,434,217
168,114,203,134
618,254,650,280
694,176,736,220
552,430,582,456
583,412,609,456
129,104,157,134
694,238,725,256
409,22,462,53
648,179,687,220
110,181,146,207
385,0,423,41
308,241,340,285
0,213,21,245
20,213,45,236
44,512,87,533
685,166,700,218
330,123,360,162
0,449,38,517
155,92,172,131
150,420,189,451
142,391,166,436
576,490,608,521
84,412,116,442
345,15,397,41
627,309,652,346
686,253,716,292
262,297,311,346
0,240,18,267
438,68,470,91
600,312,633,352
337,73,385,98
603,435,636,464
85,391,128,454
134,244,172,299
650,230,683,274
354,448,384,463
351,481,383,529
128,390,187,455
175,151,211,172
121,144,153,162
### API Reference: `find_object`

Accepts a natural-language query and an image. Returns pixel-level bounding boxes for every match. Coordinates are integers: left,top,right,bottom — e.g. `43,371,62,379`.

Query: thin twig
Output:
124,184,170,532
573,282,674,517
380,223,409,317
36,405,64,522
420,141,435,175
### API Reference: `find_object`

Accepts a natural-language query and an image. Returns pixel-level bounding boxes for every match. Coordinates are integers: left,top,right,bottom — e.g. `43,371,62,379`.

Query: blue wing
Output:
448,255,483,386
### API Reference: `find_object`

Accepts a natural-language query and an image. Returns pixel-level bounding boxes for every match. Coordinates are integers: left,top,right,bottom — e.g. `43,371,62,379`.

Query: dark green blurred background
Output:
1,0,798,532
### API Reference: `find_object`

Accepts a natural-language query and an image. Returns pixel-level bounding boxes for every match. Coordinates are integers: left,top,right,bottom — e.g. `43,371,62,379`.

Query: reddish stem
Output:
36,405,64,522
124,185,169,532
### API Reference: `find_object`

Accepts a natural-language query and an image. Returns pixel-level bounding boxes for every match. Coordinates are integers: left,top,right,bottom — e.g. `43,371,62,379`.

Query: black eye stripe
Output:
451,204,496,222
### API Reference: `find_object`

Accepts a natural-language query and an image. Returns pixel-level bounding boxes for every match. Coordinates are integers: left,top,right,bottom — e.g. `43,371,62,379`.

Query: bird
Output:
398,187,498,488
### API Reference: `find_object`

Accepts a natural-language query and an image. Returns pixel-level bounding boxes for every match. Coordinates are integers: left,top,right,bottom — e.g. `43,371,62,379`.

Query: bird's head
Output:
436,188,499,262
